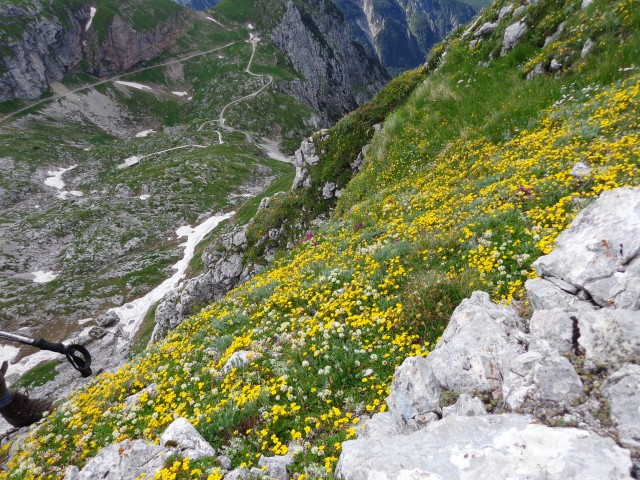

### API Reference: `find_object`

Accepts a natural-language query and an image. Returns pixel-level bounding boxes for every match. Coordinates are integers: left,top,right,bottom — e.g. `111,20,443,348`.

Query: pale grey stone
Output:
442,394,487,418
499,5,514,19
292,138,319,189
584,255,640,310
544,22,565,47
503,352,583,410
257,452,294,480
526,62,546,80
578,309,640,365
570,161,592,179
426,291,527,394
125,383,157,406
581,38,595,58
547,276,579,294
474,22,498,37
603,364,640,449
77,439,167,479
218,455,232,470
95,311,119,328
335,414,632,480
582,0,594,8
63,466,79,480
501,20,528,55
529,308,574,354
525,278,594,311
259,197,271,210
221,350,255,375
354,412,411,440
550,58,562,72
322,182,337,199
533,188,640,308
225,468,251,480
161,417,215,460
386,356,441,429
513,5,527,16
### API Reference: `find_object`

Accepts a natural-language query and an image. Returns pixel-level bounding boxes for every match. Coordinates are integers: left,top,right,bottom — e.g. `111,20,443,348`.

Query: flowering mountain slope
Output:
1,0,638,477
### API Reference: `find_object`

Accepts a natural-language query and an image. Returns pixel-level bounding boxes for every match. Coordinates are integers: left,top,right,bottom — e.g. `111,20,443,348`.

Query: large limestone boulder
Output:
76,439,167,479
336,414,631,480
425,291,527,394
533,187,640,309
160,417,215,460
501,20,528,55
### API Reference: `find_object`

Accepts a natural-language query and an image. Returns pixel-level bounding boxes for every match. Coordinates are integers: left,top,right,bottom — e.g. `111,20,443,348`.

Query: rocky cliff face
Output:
0,0,190,101
0,2,85,101
333,0,479,75
271,0,389,125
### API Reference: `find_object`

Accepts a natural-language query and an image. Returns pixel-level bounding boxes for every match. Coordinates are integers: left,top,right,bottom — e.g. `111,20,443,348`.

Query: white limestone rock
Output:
353,412,411,440
474,22,498,37
160,417,215,460
442,394,487,418
577,309,640,365
570,161,592,178
426,291,527,394
533,187,640,309
525,278,594,311
292,138,319,189
77,439,168,479
498,5,514,19
503,351,583,410
581,38,595,57
529,308,575,354
603,364,640,449
221,350,255,375
386,356,441,429
335,414,632,480
501,20,528,55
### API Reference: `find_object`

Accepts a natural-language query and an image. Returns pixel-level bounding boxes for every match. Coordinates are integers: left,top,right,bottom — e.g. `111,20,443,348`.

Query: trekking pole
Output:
0,331,92,378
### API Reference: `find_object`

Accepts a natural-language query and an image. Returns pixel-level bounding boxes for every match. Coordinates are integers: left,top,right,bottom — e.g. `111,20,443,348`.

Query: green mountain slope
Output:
1,0,639,478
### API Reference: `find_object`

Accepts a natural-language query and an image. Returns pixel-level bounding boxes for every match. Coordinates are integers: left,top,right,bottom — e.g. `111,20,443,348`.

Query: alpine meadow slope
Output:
1,0,640,478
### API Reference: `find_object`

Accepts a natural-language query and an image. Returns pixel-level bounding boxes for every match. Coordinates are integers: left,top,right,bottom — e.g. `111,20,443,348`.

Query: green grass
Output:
11,360,61,391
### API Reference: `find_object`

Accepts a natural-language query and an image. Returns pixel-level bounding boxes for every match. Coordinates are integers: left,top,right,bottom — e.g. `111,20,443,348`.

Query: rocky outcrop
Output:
0,2,85,101
337,187,640,479
271,0,389,125
65,417,218,479
86,13,186,76
152,225,254,342
0,1,190,101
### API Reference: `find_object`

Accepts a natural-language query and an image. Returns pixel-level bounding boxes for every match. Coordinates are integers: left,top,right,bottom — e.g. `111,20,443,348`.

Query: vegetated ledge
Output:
1,0,639,476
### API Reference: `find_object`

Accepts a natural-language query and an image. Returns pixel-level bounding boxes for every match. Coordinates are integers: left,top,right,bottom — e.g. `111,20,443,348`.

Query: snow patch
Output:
172,91,189,97
45,165,76,190
247,23,255,30
140,194,151,200
85,7,97,32
45,165,83,199
136,129,156,138
112,211,235,339
0,345,19,363
114,81,153,91
6,351,59,381
31,270,58,283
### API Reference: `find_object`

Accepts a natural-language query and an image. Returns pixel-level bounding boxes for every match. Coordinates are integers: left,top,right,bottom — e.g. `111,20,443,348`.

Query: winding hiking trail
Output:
0,42,237,127
198,36,273,139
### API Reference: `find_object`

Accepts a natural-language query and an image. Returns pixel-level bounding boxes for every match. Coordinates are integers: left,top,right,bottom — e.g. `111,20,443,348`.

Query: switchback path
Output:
197,38,273,138
0,42,237,127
